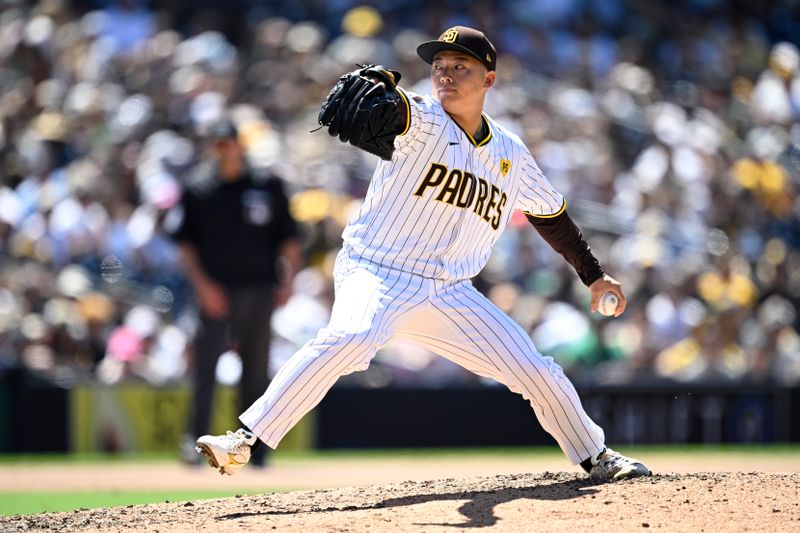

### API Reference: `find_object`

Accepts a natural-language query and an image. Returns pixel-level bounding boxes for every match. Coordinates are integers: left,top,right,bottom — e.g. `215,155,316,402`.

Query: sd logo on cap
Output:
442,28,459,43
417,26,497,72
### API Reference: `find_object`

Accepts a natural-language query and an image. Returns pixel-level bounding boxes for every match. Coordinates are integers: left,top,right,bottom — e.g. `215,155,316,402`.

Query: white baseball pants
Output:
240,253,605,464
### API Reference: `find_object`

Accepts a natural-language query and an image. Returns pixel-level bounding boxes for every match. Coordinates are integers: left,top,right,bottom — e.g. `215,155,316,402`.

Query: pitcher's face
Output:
431,51,494,111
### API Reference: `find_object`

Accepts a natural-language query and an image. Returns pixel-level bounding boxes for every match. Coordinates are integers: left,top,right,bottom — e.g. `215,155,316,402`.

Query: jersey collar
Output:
451,113,493,147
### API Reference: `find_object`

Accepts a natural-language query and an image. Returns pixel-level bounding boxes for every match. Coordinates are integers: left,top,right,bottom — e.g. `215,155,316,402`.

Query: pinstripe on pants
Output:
239,253,604,464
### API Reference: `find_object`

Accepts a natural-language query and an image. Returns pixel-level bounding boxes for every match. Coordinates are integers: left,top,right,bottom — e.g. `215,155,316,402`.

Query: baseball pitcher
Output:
196,26,650,481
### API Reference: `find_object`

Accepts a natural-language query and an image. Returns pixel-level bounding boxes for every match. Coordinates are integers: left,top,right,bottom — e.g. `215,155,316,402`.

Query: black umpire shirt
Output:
171,164,298,288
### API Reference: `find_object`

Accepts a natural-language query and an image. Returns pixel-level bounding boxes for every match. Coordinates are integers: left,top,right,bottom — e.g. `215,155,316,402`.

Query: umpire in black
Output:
172,118,301,466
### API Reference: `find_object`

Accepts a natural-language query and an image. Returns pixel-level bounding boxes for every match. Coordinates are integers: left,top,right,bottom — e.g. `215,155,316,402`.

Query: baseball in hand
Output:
598,292,619,316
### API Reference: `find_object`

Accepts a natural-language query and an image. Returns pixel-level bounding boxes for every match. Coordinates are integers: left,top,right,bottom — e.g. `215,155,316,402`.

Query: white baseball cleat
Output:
590,448,651,481
195,429,257,475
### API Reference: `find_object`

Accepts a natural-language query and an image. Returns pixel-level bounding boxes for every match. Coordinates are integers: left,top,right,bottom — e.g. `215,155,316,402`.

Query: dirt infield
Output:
3,471,799,532
2,452,799,531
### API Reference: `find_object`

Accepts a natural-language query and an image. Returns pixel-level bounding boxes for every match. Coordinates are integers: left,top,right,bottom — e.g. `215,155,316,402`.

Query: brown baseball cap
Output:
417,26,497,71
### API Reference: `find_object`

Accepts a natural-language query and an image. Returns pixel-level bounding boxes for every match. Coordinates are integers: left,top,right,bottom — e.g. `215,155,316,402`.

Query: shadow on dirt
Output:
216,477,599,528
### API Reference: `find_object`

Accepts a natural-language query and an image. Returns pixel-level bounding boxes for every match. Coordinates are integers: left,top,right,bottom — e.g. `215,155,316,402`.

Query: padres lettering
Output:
414,162,508,230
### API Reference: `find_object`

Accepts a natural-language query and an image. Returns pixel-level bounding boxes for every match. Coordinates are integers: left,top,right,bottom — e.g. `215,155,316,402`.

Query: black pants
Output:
189,284,274,462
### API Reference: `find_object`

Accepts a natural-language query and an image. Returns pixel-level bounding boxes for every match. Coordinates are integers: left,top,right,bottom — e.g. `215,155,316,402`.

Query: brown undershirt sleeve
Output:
526,210,605,287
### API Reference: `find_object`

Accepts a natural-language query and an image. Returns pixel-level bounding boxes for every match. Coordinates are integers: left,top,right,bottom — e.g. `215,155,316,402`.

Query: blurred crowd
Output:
0,0,798,389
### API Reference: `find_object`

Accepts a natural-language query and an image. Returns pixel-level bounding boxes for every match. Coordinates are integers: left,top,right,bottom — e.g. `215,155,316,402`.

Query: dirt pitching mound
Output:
4,472,799,532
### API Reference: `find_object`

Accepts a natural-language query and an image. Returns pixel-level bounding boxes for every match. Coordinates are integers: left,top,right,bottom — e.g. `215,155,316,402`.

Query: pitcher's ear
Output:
484,71,496,88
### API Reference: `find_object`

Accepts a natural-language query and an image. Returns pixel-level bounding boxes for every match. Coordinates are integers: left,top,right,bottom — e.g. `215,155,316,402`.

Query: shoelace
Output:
221,430,249,447
599,450,633,469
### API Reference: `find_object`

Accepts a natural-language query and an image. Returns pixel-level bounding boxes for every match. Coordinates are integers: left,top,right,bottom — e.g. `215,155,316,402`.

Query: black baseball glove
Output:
318,65,408,160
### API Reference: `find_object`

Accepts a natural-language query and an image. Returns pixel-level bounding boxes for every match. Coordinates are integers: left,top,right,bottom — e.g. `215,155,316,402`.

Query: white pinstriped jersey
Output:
240,89,608,467
341,89,566,281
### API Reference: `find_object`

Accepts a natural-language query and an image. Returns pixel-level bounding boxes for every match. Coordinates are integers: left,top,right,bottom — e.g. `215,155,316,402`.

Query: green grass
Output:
1,444,798,516
1,489,287,516
0,443,797,464
616,444,800,455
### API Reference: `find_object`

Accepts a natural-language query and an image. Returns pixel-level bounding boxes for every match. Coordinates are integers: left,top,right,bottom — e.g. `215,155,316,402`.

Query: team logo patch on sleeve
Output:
499,159,511,176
